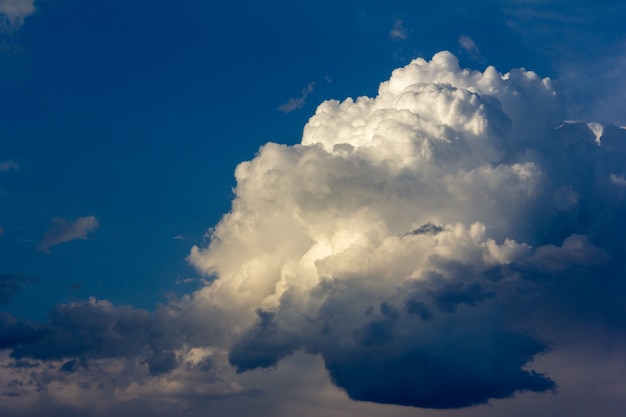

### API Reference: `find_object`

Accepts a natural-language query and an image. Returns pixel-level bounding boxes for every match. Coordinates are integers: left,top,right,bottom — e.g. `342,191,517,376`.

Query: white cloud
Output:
389,18,407,40
278,82,316,113
38,216,100,253
0,0,36,32
3,50,626,415
187,49,626,409
187,51,623,408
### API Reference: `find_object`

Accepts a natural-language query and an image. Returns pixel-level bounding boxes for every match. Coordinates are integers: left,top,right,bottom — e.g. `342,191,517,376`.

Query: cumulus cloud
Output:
0,0,35,32
38,216,99,253
186,50,626,409
278,82,316,113
3,51,626,415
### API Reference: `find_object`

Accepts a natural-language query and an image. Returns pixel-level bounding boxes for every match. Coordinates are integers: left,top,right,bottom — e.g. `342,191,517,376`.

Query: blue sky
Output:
1,1,626,416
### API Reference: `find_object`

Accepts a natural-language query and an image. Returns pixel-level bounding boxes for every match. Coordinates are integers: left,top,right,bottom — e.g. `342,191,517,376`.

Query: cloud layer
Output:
2,51,626,415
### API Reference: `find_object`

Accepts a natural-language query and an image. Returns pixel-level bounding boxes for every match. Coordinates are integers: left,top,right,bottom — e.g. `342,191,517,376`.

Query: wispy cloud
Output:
0,160,19,172
278,82,316,113
458,34,485,62
38,216,100,254
389,18,407,40
0,274,36,304
0,0,36,33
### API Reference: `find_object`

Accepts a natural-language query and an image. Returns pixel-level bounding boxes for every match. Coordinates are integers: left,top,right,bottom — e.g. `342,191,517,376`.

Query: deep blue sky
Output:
1,1,626,416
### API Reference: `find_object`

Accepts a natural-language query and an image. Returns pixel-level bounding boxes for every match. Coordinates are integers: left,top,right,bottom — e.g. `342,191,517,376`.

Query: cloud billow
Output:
189,51,625,408
2,51,626,414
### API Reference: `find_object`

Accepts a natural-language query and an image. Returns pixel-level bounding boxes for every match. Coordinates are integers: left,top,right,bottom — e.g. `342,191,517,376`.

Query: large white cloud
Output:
185,51,625,408
2,51,626,415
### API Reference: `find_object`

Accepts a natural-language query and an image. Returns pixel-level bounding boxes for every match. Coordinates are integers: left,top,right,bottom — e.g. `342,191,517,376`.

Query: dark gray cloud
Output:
0,312,45,350
228,263,555,409
322,328,553,409
229,309,300,372
405,222,445,236
6,298,201,363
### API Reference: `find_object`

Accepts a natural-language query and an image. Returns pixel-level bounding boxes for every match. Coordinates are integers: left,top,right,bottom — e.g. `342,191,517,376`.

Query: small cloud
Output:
176,277,197,285
609,173,626,187
38,216,100,254
0,0,36,33
0,274,36,304
278,82,316,113
173,235,186,240
389,18,407,40
458,34,485,63
0,160,19,172
324,75,332,84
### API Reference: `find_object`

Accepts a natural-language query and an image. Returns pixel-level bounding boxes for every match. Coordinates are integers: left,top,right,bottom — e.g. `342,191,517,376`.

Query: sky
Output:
1,0,626,416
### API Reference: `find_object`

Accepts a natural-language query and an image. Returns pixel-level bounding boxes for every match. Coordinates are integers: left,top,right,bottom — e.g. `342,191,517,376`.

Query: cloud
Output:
278,82,316,113
0,312,45,350
389,18,407,40
187,50,626,409
0,160,19,172
0,297,246,414
3,51,626,415
524,234,610,272
0,0,36,32
0,274,36,304
458,34,485,62
501,1,626,125
38,216,100,254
